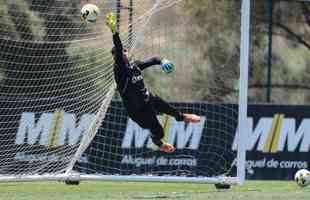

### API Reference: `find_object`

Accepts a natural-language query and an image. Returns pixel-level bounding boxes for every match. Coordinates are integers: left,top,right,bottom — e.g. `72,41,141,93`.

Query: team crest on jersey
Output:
132,75,143,83
131,65,143,84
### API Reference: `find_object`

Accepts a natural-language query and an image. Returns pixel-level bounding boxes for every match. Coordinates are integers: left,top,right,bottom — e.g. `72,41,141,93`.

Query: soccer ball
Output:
294,169,310,187
81,4,100,23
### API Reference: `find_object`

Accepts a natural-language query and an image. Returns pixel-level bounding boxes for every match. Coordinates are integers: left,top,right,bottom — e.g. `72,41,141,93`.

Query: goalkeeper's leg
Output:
148,119,175,153
128,108,175,153
151,95,201,123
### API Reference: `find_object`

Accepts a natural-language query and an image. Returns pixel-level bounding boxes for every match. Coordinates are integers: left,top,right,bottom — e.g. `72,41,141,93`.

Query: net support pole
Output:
65,86,116,175
117,0,121,32
267,0,274,102
128,0,133,48
237,0,251,186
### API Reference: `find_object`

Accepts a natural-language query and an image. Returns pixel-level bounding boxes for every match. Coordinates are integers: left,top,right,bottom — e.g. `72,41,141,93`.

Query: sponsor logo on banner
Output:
122,115,206,150
231,157,308,175
121,155,198,167
233,114,310,153
15,111,95,147
121,115,206,167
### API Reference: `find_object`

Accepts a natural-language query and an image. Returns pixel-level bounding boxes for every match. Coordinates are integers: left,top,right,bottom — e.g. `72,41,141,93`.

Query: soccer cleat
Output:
183,114,201,123
159,143,175,153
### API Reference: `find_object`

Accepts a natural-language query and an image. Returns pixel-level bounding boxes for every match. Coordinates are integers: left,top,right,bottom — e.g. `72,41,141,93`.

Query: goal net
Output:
0,0,249,184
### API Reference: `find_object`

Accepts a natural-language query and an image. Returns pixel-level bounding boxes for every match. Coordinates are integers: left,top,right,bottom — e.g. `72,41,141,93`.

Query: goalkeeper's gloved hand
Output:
161,59,174,74
106,12,117,34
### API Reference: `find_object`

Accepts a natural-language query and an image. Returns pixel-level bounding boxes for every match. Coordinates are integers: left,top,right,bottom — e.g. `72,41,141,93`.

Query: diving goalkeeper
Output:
106,12,201,153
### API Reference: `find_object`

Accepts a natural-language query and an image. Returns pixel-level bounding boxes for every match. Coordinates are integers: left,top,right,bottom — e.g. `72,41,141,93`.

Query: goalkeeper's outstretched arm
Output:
112,32,126,67
137,57,162,70
138,57,175,73
106,12,127,68
112,33,123,55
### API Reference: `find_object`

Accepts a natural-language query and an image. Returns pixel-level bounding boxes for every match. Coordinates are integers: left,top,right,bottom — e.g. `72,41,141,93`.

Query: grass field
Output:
0,181,309,200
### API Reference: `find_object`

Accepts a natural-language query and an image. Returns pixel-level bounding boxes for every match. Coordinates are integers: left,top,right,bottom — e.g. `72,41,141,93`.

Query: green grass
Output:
0,181,309,200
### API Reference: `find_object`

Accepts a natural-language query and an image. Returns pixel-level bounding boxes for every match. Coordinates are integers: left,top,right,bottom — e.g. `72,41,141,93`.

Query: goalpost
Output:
0,0,250,185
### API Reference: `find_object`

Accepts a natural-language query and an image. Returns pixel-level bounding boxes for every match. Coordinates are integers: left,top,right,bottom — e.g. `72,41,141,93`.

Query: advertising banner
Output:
84,102,238,177
1,100,309,180
84,103,310,180
244,104,310,180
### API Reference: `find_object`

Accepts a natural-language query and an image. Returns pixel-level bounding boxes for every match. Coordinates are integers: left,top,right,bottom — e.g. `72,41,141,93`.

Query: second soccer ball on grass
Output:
294,169,310,187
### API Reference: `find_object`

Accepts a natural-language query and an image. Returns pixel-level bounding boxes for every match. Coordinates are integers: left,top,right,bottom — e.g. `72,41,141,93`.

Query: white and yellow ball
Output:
81,4,100,23
294,169,310,187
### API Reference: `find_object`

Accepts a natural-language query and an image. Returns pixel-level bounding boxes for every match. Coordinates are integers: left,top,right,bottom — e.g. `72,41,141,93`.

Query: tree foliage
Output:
0,0,88,101
182,0,310,103
0,0,309,105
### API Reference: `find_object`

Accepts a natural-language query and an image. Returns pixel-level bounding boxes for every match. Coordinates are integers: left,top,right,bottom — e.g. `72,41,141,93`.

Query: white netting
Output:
0,0,110,175
0,0,245,183
77,1,242,180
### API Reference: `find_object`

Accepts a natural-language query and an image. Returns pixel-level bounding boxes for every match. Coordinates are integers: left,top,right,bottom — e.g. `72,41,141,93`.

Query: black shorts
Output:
127,95,162,130
125,94,165,146
123,94,183,146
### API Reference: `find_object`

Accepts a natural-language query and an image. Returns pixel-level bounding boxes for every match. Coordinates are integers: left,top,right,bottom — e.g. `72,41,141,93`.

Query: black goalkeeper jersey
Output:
112,32,162,109
111,32,184,147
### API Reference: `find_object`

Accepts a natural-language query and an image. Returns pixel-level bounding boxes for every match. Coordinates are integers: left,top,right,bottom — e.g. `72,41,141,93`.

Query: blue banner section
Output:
81,102,310,180
245,104,310,180
1,99,309,180
82,102,238,178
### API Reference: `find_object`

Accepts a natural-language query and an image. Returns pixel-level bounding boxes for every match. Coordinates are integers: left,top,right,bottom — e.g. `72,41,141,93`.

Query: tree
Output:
0,0,91,104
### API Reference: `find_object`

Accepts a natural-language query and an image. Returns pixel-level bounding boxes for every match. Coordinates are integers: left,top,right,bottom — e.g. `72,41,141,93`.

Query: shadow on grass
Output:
133,189,261,199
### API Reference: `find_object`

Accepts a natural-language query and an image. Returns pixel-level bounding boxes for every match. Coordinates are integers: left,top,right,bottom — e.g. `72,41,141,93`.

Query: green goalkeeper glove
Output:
106,12,116,34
